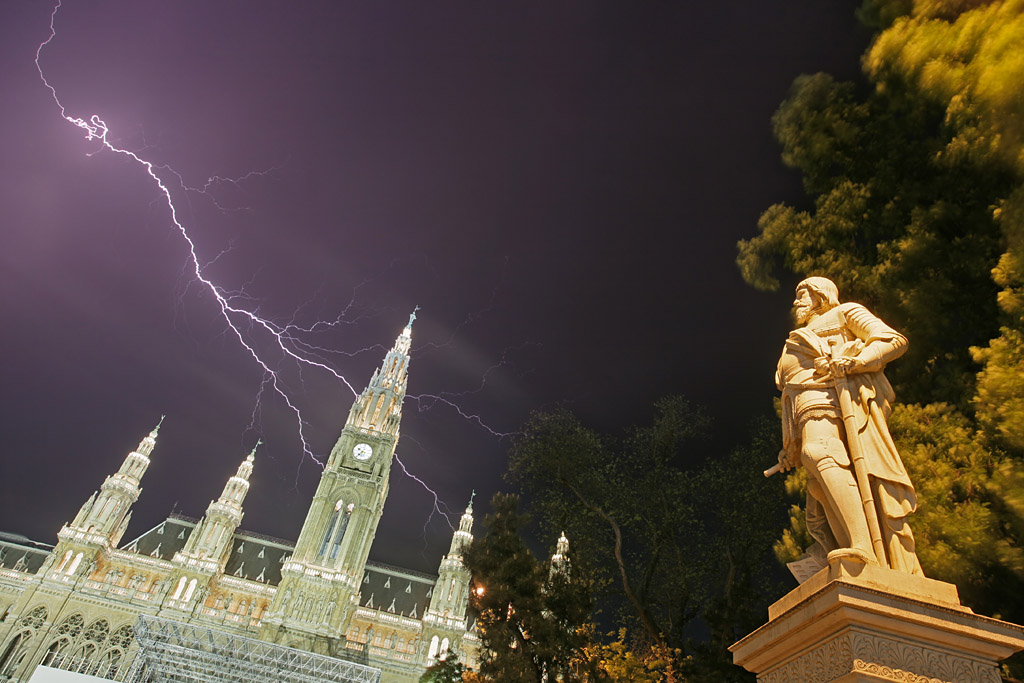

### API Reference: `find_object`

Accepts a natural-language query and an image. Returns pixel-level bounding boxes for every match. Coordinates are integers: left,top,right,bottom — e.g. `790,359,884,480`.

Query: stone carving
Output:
762,635,851,683
774,277,922,573
763,632,1001,683
850,632,1000,683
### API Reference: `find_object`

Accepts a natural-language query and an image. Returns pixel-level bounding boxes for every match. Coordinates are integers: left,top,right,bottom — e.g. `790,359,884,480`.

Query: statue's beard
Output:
793,303,814,325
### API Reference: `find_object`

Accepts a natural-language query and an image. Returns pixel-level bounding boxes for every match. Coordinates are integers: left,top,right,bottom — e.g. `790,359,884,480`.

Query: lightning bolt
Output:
35,0,352,471
33,0,516,534
394,453,456,533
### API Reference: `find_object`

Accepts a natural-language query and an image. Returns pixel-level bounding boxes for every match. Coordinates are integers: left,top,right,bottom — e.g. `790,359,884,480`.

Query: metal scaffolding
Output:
129,615,381,683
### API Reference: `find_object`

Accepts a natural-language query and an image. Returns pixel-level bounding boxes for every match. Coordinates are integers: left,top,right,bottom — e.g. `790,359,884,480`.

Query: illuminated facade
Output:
0,316,479,682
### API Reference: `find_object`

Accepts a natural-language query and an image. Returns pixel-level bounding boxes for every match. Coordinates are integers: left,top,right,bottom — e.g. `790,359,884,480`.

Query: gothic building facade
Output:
0,316,479,682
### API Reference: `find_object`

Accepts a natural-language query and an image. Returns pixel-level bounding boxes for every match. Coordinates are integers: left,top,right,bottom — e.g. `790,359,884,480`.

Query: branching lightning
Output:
35,0,363,472
34,0,516,534
394,453,456,532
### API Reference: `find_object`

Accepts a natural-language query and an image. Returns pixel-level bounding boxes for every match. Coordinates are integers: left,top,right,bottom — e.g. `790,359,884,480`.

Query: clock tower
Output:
259,311,416,654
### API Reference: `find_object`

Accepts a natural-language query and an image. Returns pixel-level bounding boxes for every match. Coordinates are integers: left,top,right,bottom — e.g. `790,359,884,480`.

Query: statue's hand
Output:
778,446,799,472
816,354,863,377
834,355,864,375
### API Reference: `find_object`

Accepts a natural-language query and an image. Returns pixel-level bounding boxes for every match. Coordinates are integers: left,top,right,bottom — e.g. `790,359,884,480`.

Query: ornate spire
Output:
448,493,475,557
63,420,163,545
345,312,417,435
177,444,256,566
220,442,258,507
550,532,570,577
133,415,164,460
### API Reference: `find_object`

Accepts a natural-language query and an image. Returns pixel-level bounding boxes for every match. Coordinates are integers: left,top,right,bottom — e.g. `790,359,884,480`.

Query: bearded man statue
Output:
775,276,922,574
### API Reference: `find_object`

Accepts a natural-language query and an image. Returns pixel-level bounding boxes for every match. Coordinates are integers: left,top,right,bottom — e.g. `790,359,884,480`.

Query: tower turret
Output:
421,493,475,666
427,494,474,626
63,417,163,545
340,308,415,442
175,442,258,571
260,312,417,654
550,531,570,579
48,418,162,580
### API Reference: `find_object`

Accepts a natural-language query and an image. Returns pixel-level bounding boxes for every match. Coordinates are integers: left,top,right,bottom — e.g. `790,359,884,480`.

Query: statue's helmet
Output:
796,276,840,310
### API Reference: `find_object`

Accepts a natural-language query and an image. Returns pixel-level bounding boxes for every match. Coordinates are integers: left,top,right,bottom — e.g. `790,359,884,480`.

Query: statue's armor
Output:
777,303,905,430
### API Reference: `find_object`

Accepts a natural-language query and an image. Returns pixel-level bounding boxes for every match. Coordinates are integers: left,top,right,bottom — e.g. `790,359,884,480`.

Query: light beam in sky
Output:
33,0,511,531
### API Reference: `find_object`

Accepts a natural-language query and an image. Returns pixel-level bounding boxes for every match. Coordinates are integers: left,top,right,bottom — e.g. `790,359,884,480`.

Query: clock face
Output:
353,443,373,461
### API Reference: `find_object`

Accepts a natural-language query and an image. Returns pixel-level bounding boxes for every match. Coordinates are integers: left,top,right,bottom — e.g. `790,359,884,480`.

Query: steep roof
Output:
359,562,436,619
0,535,52,574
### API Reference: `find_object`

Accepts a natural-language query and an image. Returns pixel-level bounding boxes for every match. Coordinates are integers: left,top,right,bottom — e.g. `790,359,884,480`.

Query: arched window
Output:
319,500,355,560
183,578,197,601
318,502,341,558
98,648,123,677
55,614,84,639
44,613,84,668
171,576,187,600
98,624,133,675
67,552,83,575
427,635,439,660
56,550,73,573
21,606,48,629
440,637,450,661
82,619,109,648
0,632,28,677
329,503,353,560
108,625,133,651
42,637,70,666
72,643,96,672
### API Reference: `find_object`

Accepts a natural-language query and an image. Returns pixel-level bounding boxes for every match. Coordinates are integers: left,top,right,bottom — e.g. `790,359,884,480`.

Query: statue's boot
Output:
819,465,878,565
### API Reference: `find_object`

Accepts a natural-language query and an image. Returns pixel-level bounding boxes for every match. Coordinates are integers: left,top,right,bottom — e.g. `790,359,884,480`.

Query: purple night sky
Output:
0,1,869,572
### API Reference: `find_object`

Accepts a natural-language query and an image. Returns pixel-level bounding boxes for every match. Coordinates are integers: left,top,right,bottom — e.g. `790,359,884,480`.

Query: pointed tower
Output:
550,531,570,579
47,419,162,578
426,493,474,623
422,493,475,664
260,312,417,654
65,418,162,545
174,443,258,572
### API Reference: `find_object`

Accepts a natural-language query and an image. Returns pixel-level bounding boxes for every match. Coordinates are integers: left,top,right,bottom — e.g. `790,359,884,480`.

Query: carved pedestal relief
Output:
763,632,1000,683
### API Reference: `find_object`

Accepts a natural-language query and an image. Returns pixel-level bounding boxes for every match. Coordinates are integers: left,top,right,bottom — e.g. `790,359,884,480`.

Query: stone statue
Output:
774,276,922,574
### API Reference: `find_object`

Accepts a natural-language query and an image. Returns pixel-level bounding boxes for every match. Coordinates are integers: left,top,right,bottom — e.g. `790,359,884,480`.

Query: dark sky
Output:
0,1,870,574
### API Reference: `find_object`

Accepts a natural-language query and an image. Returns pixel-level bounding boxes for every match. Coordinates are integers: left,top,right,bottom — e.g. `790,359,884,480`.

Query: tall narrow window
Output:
440,637,450,661
328,504,354,560
427,635,439,660
171,577,187,600
318,502,342,558
56,551,73,573
67,552,83,575
0,633,26,677
183,578,197,602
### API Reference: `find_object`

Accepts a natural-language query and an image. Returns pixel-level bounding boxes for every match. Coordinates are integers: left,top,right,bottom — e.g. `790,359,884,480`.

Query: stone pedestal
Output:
730,558,1024,682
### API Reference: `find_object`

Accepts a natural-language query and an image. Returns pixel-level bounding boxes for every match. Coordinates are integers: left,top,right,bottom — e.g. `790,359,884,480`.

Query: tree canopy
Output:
737,0,1024,630
505,399,786,681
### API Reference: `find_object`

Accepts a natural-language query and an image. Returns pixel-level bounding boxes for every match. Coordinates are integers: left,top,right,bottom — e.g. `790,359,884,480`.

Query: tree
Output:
737,0,1024,638
507,398,787,681
419,658,465,683
462,493,593,683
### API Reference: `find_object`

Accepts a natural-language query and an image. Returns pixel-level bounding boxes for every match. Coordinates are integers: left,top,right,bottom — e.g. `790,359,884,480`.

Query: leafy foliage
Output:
741,0,1024,636
506,399,786,681
462,493,593,682
419,658,465,683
